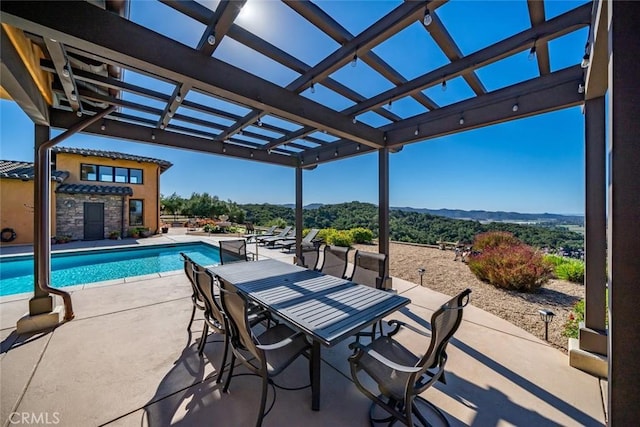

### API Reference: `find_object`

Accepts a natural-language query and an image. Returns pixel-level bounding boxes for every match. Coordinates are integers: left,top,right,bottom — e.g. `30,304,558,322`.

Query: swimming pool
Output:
0,242,221,297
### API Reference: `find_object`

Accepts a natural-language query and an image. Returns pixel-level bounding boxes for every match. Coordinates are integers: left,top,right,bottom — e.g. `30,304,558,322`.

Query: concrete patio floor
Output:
1,233,606,426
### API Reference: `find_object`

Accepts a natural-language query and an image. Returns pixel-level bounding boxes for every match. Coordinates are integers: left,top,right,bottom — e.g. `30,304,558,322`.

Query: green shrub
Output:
473,231,521,251
563,299,585,338
555,260,585,283
327,230,353,247
267,217,288,228
317,228,338,243
350,227,373,244
468,244,553,291
203,224,221,233
544,254,584,283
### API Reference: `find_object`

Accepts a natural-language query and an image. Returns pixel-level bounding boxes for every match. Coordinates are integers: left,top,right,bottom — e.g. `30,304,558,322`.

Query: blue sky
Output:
0,0,589,214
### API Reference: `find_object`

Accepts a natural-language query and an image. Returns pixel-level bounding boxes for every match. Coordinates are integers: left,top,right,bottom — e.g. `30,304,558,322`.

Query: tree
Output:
160,193,185,220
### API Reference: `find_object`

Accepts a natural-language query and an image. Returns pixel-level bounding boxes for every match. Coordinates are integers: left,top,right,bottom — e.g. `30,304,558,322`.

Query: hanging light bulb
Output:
352,117,357,124
310,83,316,94
62,65,70,78
578,83,585,94
528,45,536,61
100,121,106,131
512,103,519,112
423,9,433,26
250,151,254,158
414,126,419,136
356,144,361,151
441,80,447,91
334,149,339,157
76,110,82,117
70,91,77,102
160,124,165,130
351,53,358,67
388,100,392,110
315,154,320,161
459,116,465,125
175,94,182,103
581,53,590,69
207,33,216,45
151,132,156,140
257,118,262,127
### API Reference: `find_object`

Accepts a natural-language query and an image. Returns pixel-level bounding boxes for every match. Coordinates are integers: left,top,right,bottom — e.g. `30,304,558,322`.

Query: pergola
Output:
1,0,638,423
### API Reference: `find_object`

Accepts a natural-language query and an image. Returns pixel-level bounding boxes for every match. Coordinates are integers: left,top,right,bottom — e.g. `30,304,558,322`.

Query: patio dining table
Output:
207,258,410,411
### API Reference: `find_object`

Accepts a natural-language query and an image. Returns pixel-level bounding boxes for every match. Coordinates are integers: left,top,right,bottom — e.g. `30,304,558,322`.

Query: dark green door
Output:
84,202,104,240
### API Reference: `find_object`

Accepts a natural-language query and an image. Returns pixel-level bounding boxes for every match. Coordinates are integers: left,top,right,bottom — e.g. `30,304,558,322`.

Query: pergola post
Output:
608,1,640,423
29,124,54,316
378,147,391,289
295,166,303,266
579,96,607,355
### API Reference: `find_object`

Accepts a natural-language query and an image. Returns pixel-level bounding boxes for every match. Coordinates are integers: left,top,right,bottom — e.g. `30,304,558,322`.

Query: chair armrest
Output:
256,332,304,351
350,342,421,373
387,320,431,338
247,250,257,261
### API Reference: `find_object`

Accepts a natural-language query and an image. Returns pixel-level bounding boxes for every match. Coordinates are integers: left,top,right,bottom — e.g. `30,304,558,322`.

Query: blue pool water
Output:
0,242,221,297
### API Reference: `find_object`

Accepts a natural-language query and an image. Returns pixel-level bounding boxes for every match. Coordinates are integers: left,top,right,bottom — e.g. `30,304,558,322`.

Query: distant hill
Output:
390,207,584,225
279,204,583,225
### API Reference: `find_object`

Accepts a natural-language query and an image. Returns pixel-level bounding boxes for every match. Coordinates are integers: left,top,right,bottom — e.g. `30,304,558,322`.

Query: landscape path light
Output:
417,268,426,286
538,309,555,341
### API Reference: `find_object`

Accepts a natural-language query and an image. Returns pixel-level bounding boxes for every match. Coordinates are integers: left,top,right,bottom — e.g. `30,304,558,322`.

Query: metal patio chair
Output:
297,243,323,270
349,289,471,427
218,278,311,427
180,252,206,332
320,245,350,279
348,250,389,341
219,239,255,264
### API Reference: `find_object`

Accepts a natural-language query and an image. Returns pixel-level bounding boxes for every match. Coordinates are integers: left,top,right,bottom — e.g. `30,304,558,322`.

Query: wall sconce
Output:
538,309,555,341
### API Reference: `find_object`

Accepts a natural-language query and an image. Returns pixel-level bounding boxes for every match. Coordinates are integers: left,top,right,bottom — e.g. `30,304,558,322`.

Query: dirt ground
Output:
353,242,583,352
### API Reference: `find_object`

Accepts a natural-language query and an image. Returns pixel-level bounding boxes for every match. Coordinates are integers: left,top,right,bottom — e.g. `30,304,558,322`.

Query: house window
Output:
129,199,143,226
80,164,143,184
114,167,128,183
99,165,114,182
129,168,143,184
81,164,97,181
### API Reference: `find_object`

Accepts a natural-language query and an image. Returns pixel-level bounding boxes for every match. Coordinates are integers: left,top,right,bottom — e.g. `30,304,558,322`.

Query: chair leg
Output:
216,333,230,384
198,323,209,355
255,375,269,427
223,353,236,393
187,304,196,331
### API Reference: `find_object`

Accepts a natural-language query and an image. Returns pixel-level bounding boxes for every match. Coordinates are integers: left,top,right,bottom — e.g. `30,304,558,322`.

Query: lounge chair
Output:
258,226,294,246
180,253,206,333
349,289,471,427
219,239,256,264
276,228,320,252
218,277,311,427
244,225,276,242
320,245,350,278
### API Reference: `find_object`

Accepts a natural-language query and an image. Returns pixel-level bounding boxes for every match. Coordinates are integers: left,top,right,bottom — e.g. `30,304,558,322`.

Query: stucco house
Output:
0,147,172,245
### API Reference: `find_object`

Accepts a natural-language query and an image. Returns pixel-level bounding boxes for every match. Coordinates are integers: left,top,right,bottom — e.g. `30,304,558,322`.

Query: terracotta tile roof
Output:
56,183,133,196
0,160,69,182
52,147,172,172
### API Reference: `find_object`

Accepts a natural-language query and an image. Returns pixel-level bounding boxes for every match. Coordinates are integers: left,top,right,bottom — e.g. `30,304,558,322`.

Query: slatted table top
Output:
208,259,410,346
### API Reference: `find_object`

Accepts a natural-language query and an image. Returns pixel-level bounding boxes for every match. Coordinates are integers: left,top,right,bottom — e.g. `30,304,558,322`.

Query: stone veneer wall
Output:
56,194,124,240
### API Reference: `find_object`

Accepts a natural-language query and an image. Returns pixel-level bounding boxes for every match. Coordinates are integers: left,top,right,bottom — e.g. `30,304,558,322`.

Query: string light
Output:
151,132,156,140
528,45,536,61
441,80,447,91
310,83,316,94
100,121,106,131
423,9,433,26
459,116,465,125
512,103,519,112
207,33,216,45
414,126,419,136
351,53,358,67
257,118,262,127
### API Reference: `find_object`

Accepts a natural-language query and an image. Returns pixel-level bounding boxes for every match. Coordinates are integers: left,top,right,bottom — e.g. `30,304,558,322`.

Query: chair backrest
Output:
321,245,350,278
264,225,277,235
277,226,292,237
303,228,320,244
192,261,226,332
218,278,262,361
299,244,321,270
245,222,255,233
419,289,471,373
180,252,203,302
350,250,387,289
219,239,248,264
